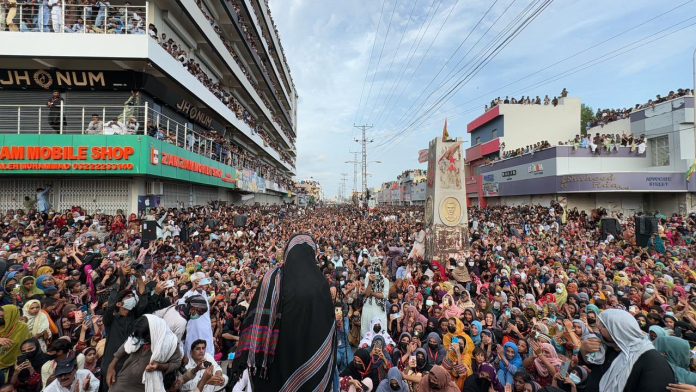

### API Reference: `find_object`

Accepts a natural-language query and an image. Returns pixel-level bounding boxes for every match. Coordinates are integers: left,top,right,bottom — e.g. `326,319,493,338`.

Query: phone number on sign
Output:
0,163,134,171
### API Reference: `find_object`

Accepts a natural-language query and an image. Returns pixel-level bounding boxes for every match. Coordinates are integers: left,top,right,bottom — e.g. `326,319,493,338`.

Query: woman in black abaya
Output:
232,234,336,392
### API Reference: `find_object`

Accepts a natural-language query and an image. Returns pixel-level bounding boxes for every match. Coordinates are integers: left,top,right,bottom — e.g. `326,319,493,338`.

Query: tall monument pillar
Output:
424,134,469,279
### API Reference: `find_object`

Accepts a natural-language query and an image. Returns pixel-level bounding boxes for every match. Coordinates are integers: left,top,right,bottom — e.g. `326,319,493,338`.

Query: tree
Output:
580,104,594,136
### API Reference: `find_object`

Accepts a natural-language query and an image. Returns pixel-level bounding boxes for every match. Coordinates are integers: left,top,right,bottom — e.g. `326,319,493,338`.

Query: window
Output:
649,135,669,166
491,129,498,138
475,136,481,145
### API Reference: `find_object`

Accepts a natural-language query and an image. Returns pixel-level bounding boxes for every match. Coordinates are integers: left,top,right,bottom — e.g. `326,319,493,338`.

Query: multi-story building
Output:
465,96,581,207
471,93,696,215
0,0,297,213
295,179,321,206
376,169,427,205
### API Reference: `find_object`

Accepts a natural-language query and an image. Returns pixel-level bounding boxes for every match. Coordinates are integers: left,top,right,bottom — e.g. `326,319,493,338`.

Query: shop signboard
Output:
0,135,242,190
0,134,144,174
0,69,139,90
145,138,239,189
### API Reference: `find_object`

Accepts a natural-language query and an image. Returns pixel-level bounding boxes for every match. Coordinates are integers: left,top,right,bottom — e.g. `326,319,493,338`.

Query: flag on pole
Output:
442,118,449,141
418,149,428,163
686,162,696,182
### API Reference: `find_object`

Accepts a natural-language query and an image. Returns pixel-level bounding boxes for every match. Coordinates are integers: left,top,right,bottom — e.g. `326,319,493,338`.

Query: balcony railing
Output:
0,103,290,185
0,3,147,34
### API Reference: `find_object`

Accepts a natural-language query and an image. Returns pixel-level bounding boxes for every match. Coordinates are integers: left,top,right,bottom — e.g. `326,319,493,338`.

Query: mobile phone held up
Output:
559,360,570,379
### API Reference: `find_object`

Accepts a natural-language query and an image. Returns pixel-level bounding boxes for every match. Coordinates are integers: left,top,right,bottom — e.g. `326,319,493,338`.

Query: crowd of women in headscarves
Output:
333,205,696,392
0,201,695,392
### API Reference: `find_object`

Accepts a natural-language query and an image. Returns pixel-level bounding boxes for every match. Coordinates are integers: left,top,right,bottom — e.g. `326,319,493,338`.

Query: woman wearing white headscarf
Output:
22,299,51,351
361,259,389,338
107,314,182,392
596,309,674,392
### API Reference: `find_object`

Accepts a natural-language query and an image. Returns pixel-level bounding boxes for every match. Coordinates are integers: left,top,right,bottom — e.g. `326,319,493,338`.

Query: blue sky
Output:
268,0,696,199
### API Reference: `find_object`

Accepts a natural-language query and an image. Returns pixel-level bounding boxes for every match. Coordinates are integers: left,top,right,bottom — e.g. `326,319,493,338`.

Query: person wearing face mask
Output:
183,295,215,358
416,365,459,392
107,315,182,392
360,317,395,348
361,261,390,339
554,283,568,307
339,348,376,391
452,259,472,284
375,367,408,392
580,309,675,392
423,332,446,366
400,347,431,389
585,304,600,333
100,288,152,392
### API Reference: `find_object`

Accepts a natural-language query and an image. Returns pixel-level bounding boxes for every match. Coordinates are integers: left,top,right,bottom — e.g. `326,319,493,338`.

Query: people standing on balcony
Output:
147,23,157,40
47,0,62,32
94,1,110,31
86,114,103,134
4,0,17,32
47,91,65,132
0,1,5,32
119,90,140,123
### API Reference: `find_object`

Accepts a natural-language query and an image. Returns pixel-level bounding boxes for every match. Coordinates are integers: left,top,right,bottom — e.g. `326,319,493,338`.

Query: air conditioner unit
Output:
146,181,164,195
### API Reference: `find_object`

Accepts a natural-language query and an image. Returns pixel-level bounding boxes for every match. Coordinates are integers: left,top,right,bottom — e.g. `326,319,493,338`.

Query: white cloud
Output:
269,0,696,198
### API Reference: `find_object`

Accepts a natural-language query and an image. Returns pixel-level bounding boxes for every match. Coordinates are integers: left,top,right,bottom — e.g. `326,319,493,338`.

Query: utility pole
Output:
354,124,374,200
345,151,360,203
340,173,348,203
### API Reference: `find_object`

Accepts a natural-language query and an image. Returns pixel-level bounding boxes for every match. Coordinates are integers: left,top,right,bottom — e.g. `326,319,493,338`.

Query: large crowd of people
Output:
495,133,646,163
194,0,296,143
0,1,146,34
585,89,693,129
0,199,694,391
150,24,295,167
486,89,569,112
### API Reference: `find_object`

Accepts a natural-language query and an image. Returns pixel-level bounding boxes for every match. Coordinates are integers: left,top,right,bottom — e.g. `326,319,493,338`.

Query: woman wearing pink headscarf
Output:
525,342,563,387
441,294,463,319
401,304,427,334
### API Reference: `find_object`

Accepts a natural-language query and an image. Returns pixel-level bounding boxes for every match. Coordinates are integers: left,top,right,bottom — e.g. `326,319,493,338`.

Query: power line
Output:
417,0,695,127
353,0,388,125
359,0,400,125
382,0,510,129
400,0,553,132
377,0,553,150
370,0,460,126
414,13,696,131
369,0,444,127
366,0,420,125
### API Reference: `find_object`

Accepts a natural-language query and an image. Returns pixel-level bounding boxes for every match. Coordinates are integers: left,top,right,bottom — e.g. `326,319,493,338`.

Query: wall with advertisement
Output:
0,134,146,174
0,135,285,194
482,171,694,196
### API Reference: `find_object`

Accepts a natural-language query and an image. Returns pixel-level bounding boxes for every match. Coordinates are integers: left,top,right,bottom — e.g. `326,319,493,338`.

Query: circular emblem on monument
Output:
33,70,53,89
425,196,433,225
439,197,461,227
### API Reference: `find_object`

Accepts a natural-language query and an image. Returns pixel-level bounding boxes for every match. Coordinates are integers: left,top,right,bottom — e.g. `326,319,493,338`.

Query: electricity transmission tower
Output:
353,124,374,197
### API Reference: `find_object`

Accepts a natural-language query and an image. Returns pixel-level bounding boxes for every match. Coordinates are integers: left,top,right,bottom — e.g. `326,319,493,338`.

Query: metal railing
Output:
0,103,214,154
0,102,290,183
0,3,147,34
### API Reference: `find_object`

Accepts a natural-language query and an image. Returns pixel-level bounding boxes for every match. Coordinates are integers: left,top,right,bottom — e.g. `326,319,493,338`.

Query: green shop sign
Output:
0,135,239,189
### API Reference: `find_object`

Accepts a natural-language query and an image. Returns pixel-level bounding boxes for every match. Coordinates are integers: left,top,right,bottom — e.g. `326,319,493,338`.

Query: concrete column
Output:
128,177,147,214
